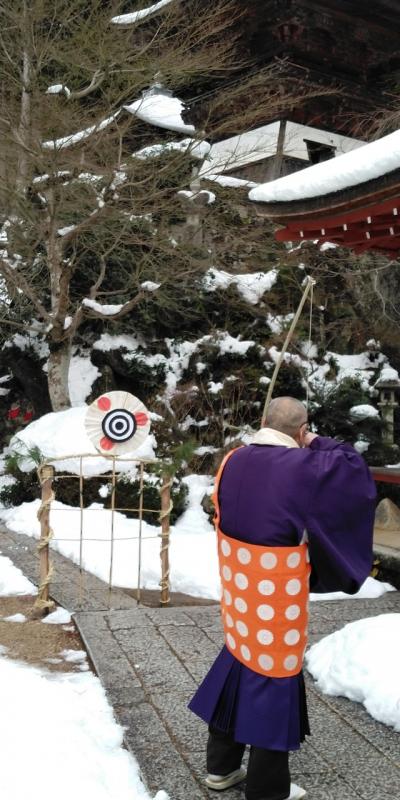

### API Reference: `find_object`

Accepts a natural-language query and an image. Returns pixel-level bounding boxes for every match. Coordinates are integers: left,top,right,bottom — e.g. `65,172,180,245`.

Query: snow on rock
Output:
42,111,120,150
124,90,195,135
112,0,175,25
203,268,278,305
0,652,157,800
376,366,400,384
310,576,395,602
0,555,37,596
354,438,370,454
43,607,72,625
8,406,156,476
306,614,400,731
249,128,400,203
349,404,380,421
3,613,27,622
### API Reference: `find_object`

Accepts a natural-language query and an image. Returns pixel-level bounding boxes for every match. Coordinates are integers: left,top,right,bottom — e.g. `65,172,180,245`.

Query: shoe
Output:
205,767,247,791
288,784,306,800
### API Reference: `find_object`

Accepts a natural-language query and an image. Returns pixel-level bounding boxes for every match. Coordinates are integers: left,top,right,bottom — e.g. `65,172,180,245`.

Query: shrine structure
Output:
248,128,400,256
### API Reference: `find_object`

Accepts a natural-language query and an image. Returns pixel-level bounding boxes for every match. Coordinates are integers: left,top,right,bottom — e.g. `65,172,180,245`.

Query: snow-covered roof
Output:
124,89,195,135
200,121,361,178
249,129,400,204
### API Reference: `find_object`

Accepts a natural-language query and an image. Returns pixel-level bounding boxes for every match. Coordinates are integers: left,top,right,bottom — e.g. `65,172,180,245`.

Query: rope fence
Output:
32,454,173,617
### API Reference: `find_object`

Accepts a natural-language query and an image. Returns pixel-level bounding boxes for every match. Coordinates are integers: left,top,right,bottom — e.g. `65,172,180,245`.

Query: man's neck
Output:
252,427,299,449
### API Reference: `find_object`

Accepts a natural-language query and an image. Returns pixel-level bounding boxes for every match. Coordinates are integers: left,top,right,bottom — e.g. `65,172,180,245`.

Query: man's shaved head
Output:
263,396,307,437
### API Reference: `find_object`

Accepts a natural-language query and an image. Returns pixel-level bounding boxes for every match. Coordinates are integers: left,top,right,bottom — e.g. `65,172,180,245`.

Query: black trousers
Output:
207,726,290,800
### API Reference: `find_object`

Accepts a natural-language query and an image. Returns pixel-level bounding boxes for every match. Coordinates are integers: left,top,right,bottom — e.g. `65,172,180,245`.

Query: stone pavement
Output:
1,522,400,799
75,594,400,800
0,525,137,611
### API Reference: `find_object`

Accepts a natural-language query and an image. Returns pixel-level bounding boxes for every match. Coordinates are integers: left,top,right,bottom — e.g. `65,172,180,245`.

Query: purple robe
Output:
189,436,376,750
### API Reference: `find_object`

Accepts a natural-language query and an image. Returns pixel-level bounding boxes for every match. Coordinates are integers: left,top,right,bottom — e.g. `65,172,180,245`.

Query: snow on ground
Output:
0,554,37,596
310,576,395,602
248,128,400,203
8,405,157,476
306,614,400,732
0,649,162,800
0,475,220,599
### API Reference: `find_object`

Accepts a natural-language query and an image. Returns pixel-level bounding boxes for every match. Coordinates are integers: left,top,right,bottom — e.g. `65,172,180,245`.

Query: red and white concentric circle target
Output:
85,391,151,455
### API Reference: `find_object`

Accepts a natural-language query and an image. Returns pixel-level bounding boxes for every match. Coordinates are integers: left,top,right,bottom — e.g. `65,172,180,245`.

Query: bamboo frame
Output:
35,455,173,610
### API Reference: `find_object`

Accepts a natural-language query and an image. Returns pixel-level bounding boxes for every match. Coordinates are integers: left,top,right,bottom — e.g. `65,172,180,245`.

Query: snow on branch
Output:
42,111,121,150
111,0,175,26
132,137,210,160
82,292,145,319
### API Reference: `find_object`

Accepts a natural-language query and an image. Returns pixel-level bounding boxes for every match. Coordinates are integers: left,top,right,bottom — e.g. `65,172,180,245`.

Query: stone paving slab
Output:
75,593,400,800
0,524,137,611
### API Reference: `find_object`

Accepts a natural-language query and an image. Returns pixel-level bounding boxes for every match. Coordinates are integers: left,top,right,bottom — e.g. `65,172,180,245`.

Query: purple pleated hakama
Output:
189,436,376,751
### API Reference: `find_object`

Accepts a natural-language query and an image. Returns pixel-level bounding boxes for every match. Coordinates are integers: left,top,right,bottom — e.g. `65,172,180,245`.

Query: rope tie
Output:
32,465,55,616
159,478,173,603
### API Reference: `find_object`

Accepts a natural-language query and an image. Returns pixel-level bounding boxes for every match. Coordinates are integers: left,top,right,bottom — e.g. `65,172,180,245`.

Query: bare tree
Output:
0,0,336,409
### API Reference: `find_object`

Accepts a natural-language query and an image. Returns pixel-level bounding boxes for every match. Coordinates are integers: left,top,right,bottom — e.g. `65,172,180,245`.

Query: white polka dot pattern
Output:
284,629,300,646
236,620,249,637
286,578,301,596
234,572,249,590
284,654,298,671
257,579,275,596
258,654,274,671
240,645,251,661
237,547,251,564
260,552,277,570
287,552,301,568
221,539,231,557
224,589,232,605
285,604,301,620
234,597,248,614
217,528,310,677
257,629,274,645
257,604,275,621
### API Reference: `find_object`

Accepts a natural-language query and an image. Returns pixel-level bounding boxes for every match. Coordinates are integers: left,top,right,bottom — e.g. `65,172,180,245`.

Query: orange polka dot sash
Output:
214,450,311,678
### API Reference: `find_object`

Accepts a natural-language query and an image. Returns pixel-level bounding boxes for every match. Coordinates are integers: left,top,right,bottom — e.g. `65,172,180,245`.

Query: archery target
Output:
85,391,151,455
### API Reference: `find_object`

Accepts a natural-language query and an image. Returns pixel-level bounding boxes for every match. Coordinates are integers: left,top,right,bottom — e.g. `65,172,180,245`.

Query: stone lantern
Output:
375,367,400,446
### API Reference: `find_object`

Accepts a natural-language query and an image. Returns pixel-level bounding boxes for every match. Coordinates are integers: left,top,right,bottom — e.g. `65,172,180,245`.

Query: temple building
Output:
248,128,400,257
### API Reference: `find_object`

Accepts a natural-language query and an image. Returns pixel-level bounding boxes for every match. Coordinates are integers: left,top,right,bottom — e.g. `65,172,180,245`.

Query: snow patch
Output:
306,613,400,731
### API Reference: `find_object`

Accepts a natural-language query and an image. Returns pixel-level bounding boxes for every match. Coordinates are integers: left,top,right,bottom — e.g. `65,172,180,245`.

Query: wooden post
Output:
31,464,55,618
159,473,172,606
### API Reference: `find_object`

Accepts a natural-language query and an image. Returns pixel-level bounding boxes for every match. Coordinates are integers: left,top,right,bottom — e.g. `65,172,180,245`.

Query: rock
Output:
374,498,400,535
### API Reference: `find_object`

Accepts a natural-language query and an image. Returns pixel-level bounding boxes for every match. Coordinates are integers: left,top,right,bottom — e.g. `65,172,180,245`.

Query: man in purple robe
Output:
189,396,376,800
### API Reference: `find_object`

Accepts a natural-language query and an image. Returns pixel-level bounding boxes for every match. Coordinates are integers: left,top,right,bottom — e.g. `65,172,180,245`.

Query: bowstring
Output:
305,279,314,413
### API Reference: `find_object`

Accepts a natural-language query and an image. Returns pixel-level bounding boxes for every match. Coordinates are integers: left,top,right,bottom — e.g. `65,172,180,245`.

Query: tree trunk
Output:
47,340,72,411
